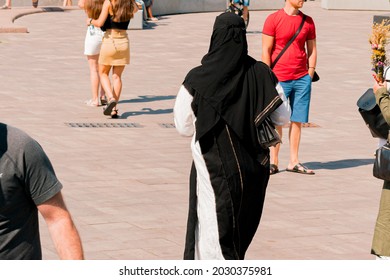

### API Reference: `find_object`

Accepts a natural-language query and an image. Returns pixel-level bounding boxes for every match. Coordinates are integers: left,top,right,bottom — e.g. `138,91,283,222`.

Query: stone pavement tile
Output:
104,248,161,260
0,7,78,33
0,1,387,260
0,8,32,33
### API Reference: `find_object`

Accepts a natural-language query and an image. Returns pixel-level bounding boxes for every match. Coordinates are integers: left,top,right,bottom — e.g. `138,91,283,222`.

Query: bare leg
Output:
99,64,115,102
243,6,249,22
288,121,301,168
87,55,100,106
63,0,72,6
146,1,158,21
146,6,152,18
100,86,106,101
270,125,282,171
287,121,313,173
1,0,11,8
111,65,125,105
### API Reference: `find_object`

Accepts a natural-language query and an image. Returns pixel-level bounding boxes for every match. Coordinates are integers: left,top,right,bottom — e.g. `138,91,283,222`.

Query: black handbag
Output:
373,142,390,181
357,88,389,139
257,117,281,149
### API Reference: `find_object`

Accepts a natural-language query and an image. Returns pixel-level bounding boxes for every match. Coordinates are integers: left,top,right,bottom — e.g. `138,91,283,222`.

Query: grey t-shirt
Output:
0,123,63,259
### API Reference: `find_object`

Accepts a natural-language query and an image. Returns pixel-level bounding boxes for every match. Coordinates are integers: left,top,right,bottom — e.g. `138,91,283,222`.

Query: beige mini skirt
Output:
99,30,130,66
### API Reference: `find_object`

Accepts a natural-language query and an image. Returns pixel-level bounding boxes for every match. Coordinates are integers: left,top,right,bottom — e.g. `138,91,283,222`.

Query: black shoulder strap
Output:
271,14,307,69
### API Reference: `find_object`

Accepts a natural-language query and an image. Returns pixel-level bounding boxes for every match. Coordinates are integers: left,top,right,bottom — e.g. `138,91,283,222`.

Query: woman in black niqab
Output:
174,12,282,260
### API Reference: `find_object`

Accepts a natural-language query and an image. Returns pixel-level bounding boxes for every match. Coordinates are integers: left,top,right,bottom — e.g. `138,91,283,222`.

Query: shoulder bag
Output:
357,88,389,139
257,116,281,149
271,15,319,82
373,142,390,181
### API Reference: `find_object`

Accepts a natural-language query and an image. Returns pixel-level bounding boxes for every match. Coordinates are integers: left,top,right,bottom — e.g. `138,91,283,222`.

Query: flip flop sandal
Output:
286,163,315,175
100,98,108,106
85,99,99,107
103,99,117,115
270,164,279,175
111,109,119,119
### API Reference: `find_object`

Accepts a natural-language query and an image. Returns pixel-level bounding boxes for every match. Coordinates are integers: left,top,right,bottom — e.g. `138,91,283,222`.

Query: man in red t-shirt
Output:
262,0,317,175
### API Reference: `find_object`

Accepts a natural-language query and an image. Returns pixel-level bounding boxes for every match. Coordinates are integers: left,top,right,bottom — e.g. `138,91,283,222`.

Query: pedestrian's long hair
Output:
112,0,136,22
85,0,104,19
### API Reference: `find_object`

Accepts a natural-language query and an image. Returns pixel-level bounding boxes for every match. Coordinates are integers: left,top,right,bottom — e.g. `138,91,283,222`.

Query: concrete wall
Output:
152,0,285,16
14,0,389,14
322,0,390,11
4,0,285,12
2,0,63,7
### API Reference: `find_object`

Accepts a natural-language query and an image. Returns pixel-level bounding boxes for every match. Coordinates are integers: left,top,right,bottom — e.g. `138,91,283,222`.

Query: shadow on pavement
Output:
120,108,173,118
305,158,375,170
119,95,176,104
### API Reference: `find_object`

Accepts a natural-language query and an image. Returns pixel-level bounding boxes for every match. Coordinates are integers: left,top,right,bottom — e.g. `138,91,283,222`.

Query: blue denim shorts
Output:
279,74,312,123
143,0,152,7
233,0,250,6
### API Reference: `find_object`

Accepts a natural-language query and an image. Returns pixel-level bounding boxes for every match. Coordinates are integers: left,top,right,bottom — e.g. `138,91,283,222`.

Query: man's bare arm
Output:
38,192,84,260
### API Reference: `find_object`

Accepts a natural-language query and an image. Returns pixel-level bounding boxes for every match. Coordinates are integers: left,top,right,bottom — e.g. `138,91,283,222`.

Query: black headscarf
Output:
183,12,282,154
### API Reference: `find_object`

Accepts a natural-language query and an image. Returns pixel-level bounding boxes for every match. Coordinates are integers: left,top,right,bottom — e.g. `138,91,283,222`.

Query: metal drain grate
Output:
159,123,176,128
66,123,142,128
283,122,320,128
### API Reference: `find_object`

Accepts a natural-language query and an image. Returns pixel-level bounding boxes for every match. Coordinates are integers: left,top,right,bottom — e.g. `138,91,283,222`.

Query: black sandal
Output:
270,164,279,175
103,99,117,116
111,109,119,119
286,163,315,175
100,97,107,106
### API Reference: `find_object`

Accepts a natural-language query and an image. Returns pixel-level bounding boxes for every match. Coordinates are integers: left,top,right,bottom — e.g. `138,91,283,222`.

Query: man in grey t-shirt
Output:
0,123,84,259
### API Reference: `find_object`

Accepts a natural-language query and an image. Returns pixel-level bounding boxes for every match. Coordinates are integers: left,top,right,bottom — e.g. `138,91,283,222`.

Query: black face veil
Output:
184,12,248,113
183,12,282,154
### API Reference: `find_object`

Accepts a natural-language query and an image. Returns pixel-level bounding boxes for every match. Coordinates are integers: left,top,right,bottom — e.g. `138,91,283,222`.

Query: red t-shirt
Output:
263,9,316,82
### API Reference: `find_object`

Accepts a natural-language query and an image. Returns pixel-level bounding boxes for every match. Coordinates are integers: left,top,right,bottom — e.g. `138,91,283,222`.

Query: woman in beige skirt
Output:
88,0,138,118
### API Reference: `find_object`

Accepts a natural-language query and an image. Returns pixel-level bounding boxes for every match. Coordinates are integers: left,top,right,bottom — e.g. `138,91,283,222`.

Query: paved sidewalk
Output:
0,2,385,259
0,6,77,33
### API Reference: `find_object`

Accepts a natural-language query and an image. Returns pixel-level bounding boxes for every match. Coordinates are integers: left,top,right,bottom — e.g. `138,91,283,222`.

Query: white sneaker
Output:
1,5,10,9
147,17,158,22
